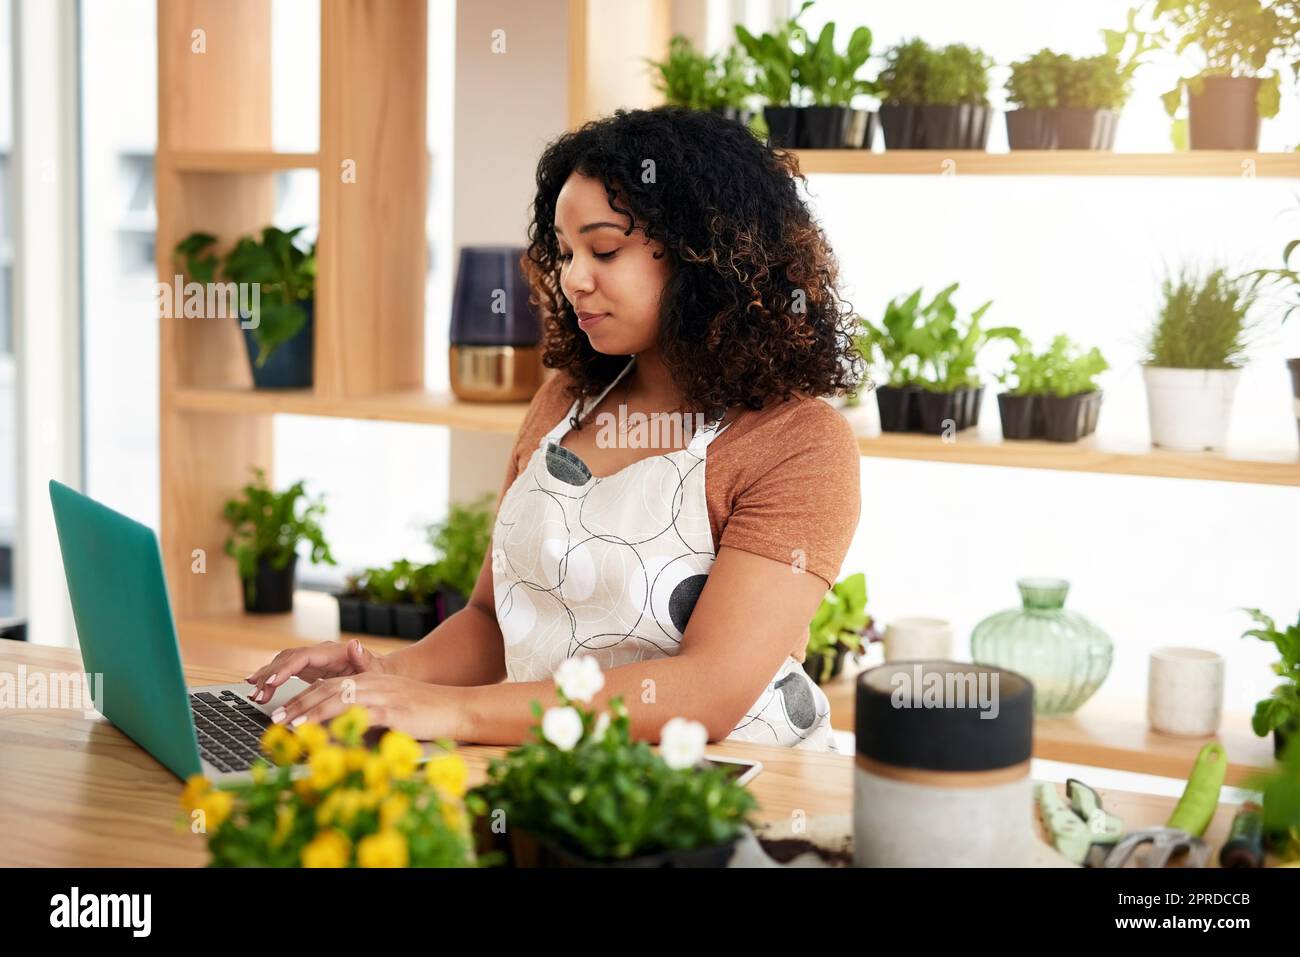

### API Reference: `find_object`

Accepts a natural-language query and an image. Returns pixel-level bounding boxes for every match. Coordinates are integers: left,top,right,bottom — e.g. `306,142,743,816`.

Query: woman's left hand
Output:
270,673,465,741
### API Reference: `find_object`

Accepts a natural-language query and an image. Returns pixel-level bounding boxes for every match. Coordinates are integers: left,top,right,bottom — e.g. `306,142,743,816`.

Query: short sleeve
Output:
717,400,861,590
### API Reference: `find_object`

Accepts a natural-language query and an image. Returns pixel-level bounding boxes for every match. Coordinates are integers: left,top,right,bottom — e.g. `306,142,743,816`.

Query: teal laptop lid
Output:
48,480,202,780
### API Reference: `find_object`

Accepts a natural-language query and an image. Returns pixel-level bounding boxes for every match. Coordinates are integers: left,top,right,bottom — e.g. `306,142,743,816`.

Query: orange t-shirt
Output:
495,369,862,597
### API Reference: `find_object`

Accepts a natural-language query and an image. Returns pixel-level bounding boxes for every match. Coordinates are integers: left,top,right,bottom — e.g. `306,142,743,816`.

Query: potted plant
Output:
1242,218,1300,451
804,572,876,684
877,38,994,150
335,571,367,634
394,561,443,640
789,17,878,148
854,289,928,432
1141,0,1299,150
222,468,335,614
466,658,758,867
1142,264,1260,452
996,334,1109,442
1240,607,1300,758
174,226,317,389
734,1,814,147
360,562,403,637
425,495,494,621
1244,734,1300,864
645,35,757,128
1005,49,1138,150
178,706,481,867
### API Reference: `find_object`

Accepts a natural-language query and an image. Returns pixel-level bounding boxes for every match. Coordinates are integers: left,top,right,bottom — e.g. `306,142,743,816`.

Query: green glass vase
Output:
970,578,1112,716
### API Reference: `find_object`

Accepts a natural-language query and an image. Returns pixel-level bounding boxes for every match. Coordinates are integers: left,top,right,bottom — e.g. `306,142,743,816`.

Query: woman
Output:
246,107,863,752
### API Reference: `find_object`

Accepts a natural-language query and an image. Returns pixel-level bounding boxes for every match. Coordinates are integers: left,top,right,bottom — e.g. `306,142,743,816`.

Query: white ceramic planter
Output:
883,617,953,661
1148,646,1224,737
1142,366,1241,452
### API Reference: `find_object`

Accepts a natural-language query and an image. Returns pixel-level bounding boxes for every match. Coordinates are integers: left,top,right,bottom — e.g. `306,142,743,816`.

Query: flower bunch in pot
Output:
222,467,335,614
1004,47,1142,150
1142,263,1261,452
645,34,758,130
466,657,758,868
996,334,1109,442
178,705,480,867
1133,0,1299,150
876,37,995,150
1240,607,1300,759
1243,218,1300,451
856,283,1018,435
803,571,878,685
174,226,317,389
734,0,877,148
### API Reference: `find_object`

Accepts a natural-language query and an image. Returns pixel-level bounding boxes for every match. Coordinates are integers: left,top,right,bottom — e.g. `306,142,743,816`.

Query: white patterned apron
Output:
492,355,837,752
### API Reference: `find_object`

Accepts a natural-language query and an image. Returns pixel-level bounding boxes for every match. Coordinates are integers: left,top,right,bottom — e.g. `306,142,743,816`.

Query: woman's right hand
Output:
244,638,392,704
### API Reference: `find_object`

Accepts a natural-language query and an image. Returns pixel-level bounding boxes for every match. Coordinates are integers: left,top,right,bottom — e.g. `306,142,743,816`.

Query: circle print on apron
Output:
492,355,838,752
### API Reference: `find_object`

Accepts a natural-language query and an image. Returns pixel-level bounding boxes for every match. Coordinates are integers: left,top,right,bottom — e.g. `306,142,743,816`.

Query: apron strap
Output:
542,354,638,445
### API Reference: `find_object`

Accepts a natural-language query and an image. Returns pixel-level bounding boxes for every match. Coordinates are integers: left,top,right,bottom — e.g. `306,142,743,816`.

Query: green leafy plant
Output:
646,35,753,111
1133,0,1300,146
805,572,873,683
878,38,992,106
222,468,335,603
1243,208,1300,325
1145,264,1259,369
791,18,877,106
347,559,443,606
174,225,316,368
998,334,1109,397
1240,607,1300,741
1006,49,1134,111
1244,735,1300,863
467,677,758,863
425,495,494,600
734,0,815,106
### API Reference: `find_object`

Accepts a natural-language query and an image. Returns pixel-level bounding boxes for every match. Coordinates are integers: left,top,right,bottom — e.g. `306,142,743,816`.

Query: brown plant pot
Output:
1188,75,1262,151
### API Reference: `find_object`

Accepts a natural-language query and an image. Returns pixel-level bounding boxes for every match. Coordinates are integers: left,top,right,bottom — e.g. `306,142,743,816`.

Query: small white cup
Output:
883,618,953,662
1147,647,1225,737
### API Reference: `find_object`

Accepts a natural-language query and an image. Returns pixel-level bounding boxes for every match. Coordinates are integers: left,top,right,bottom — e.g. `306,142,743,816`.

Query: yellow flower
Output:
345,746,370,773
424,753,468,798
294,722,329,755
301,829,351,868
179,773,212,813
196,788,234,831
261,725,302,766
363,754,391,793
379,793,411,830
439,798,467,832
330,705,370,745
293,777,319,802
309,745,347,791
357,829,408,868
250,762,267,785
271,804,295,848
379,730,422,778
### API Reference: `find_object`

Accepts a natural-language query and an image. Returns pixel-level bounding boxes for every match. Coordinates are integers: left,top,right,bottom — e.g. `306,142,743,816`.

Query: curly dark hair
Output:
522,106,864,426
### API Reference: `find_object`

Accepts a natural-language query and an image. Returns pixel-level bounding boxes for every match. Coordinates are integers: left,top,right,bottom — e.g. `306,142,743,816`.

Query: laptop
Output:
48,479,313,784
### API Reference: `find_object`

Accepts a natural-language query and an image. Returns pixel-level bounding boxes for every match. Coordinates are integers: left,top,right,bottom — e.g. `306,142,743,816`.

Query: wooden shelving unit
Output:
165,150,320,173
792,148,1300,177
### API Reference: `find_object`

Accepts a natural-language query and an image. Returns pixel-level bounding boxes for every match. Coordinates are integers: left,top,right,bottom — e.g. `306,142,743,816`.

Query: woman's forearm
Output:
381,603,507,687
454,651,747,746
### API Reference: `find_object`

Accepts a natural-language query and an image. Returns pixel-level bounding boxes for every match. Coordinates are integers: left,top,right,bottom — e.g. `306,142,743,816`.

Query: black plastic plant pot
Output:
714,105,755,129
1188,76,1262,150
436,584,469,623
917,388,965,435
964,385,985,428
802,645,848,686
509,829,739,868
918,104,968,150
846,109,878,149
1055,108,1117,150
241,298,314,389
763,106,801,148
336,593,365,633
1039,393,1089,443
393,603,438,640
362,601,395,636
1005,108,1055,150
1288,358,1300,448
998,393,1038,440
965,104,993,150
1082,390,1103,436
878,104,920,149
798,105,854,148
242,554,297,614
875,384,922,432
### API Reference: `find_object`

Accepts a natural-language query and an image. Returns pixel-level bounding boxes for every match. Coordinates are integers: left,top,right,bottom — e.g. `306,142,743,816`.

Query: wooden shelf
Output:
170,386,528,434
176,591,409,675
824,670,1275,787
793,149,1300,178
164,150,320,173
854,428,1300,487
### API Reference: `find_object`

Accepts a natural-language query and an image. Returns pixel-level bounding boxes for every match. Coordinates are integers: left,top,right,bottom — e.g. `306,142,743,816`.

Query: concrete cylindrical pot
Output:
853,661,1034,867
883,618,952,661
1148,647,1225,737
1142,366,1241,452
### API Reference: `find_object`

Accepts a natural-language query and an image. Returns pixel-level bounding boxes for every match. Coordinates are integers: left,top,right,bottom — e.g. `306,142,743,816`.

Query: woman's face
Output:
554,171,670,355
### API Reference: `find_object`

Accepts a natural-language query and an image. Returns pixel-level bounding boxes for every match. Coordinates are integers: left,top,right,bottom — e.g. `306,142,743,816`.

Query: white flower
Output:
554,655,605,704
591,711,611,742
541,706,583,751
659,717,708,769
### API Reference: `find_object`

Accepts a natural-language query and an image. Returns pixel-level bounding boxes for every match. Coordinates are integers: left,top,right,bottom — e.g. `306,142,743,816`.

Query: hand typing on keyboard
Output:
245,638,393,704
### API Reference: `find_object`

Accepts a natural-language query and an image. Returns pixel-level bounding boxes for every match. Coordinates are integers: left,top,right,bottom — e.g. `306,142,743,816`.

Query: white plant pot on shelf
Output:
1142,365,1241,452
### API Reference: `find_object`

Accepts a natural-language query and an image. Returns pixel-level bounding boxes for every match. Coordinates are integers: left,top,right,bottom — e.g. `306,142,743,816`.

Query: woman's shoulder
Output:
721,392,858,458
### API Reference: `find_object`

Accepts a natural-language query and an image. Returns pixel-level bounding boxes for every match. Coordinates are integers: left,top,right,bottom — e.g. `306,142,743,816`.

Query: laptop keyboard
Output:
189,690,275,773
